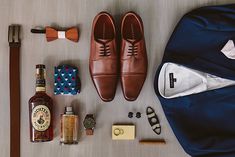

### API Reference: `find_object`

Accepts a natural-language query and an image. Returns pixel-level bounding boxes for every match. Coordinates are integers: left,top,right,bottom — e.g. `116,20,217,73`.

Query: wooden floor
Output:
1,0,234,156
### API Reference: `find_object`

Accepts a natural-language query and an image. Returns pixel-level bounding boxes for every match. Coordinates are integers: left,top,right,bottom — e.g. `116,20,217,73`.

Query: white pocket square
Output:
221,40,235,59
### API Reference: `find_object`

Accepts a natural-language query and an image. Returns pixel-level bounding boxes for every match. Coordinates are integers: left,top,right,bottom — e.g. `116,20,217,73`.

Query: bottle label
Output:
36,79,45,85
31,105,51,131
61,115,78,143
36,87,46,92
36,78,46,91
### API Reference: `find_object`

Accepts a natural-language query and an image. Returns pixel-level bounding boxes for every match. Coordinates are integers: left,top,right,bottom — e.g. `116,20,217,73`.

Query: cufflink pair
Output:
128,112,141,118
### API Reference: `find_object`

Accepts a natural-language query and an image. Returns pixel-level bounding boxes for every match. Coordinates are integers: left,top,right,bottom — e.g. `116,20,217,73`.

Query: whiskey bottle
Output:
29,64,53,142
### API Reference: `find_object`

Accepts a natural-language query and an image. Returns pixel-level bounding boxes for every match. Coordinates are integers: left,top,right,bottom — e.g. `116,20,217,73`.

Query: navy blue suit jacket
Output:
154,4,235,157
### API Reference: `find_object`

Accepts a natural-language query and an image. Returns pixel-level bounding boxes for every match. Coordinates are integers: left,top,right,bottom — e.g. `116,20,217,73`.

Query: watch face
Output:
83,117,95,129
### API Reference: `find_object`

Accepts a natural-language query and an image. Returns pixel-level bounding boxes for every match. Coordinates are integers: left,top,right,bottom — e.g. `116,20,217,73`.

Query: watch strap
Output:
9,25,21,157
86,128,94,135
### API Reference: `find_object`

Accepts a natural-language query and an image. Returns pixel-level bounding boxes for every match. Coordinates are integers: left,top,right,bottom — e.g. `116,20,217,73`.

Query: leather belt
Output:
8,25,21,157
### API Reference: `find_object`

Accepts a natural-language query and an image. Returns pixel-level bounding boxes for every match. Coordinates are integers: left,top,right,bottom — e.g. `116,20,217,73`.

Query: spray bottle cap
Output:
65,106,74,115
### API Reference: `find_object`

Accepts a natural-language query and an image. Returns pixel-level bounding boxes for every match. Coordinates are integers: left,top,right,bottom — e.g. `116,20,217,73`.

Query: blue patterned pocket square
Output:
54,65,81,95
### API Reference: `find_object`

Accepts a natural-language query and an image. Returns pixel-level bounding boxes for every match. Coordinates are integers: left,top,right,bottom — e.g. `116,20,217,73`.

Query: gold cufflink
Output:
113,128,124,136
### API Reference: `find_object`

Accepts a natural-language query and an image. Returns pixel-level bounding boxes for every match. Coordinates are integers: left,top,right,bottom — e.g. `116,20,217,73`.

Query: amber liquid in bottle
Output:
60,106,78,145
29,64,53,142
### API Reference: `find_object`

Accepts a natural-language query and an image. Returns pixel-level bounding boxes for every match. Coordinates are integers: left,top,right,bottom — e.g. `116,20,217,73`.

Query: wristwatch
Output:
83,114,96,135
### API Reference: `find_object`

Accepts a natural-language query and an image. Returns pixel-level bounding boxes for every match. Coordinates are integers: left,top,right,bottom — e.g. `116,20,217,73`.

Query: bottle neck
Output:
35,66,46,92
36,78,46,92
36,86,46,92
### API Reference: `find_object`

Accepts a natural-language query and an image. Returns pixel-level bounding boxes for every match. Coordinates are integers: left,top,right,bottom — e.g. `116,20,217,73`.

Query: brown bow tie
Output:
31,26,79,42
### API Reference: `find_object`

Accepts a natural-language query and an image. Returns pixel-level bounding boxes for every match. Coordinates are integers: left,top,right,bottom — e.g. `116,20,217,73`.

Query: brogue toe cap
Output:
121,74,146,101
93,75,117,102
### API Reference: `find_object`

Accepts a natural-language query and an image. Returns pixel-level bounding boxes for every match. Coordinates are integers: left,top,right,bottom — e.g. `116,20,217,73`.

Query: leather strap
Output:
86,129,94,135
9,43,21,157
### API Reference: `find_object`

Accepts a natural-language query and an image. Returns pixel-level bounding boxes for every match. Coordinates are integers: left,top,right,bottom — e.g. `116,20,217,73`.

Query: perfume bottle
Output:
60,106,78,144
29,64,53,142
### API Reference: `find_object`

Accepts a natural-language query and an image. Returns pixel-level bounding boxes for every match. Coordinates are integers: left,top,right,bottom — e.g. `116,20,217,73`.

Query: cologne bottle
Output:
60,106,78,145
29,64,53,142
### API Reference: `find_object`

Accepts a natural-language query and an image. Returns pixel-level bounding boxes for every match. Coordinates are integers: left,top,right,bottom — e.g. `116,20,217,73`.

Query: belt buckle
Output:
8,25,21,44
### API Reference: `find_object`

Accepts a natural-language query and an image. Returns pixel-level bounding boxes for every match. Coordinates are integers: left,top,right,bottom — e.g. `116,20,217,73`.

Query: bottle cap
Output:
36,64,45,69
65,106,74,114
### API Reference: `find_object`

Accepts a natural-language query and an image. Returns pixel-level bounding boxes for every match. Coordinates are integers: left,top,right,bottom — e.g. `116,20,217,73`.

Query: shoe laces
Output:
99,42,111,57
127,42,138,56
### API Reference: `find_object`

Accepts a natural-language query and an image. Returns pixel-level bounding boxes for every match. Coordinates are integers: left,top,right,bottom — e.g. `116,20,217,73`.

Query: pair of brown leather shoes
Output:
89,11,148,102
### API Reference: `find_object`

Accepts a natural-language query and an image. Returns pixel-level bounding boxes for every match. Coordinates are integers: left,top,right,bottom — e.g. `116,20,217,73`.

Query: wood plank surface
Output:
0,0,234,156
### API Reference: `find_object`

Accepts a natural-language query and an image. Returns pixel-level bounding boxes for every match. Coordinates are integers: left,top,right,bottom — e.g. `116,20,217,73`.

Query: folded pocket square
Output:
54,65,81,95
221,40,235,59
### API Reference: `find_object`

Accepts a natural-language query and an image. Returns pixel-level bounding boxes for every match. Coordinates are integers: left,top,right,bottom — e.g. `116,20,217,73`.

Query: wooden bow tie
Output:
31,26,79,42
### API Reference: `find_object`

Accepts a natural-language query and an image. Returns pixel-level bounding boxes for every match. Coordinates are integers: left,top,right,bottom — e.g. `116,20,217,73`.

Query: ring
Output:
114,128,124,136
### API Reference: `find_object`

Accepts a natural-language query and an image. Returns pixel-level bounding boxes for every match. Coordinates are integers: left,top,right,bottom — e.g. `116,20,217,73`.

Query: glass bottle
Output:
60,106,78,145
28,64,53,142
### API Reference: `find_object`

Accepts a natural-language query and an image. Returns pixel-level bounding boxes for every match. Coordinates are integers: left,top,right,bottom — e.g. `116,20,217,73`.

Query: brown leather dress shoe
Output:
89,12,118,102
120,12,148,101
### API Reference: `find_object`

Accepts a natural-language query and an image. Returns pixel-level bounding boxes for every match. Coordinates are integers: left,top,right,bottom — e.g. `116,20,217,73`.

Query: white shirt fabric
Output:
221,40,235,59
158,62,235,99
